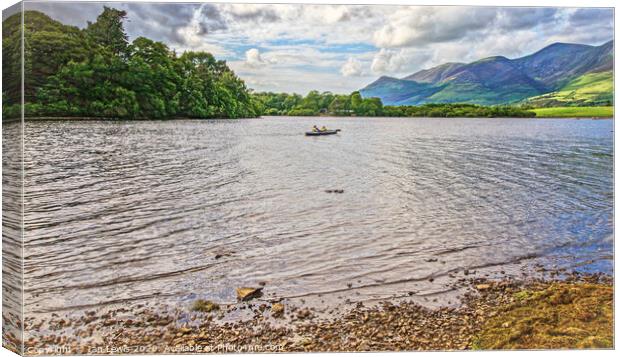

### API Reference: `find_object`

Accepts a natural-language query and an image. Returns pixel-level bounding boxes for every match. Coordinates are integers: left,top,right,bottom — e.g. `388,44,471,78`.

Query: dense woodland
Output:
3,8,535,119
3,8,261,119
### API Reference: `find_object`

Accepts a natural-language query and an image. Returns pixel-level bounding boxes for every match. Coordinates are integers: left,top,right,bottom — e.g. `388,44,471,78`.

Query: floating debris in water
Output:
214,251,235,260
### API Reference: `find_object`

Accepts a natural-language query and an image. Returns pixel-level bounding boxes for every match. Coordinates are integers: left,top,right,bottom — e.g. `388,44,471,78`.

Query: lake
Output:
21,116,613,315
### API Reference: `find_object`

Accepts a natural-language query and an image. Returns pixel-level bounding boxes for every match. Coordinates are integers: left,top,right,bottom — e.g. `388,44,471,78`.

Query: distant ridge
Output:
402,62,465,83
360,40,613,106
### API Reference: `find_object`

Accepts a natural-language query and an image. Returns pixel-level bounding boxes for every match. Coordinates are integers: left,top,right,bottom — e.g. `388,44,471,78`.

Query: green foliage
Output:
3,12,22,107
3,9,259,119
85,7,130,58
382,103,536,118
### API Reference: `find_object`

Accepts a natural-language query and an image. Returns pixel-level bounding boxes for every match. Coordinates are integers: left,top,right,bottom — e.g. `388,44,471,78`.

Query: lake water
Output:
21,116,613,314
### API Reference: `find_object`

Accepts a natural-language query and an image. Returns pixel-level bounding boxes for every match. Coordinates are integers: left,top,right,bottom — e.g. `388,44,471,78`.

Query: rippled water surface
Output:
23,117,613,314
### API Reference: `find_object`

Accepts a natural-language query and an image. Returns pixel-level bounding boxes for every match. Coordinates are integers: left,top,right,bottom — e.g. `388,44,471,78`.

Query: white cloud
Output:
173,3,230,55
367,48,436,76
231,64,375,94
25,2,614,94
244,48,275,68
371,49,406,73
372,7,497,48
340,57,364,77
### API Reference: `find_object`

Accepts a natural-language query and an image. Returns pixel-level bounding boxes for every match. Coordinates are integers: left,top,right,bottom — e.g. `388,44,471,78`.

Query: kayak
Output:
305,129,341,136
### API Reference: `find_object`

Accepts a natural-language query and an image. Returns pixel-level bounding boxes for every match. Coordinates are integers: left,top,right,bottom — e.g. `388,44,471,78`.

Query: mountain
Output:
360,40,613,106
360,76,443,105
402,62,464,83
513,42,613,88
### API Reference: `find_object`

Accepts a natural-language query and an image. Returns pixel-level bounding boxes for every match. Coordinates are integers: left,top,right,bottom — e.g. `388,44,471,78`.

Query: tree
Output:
127,37,180,118
86,7,130,58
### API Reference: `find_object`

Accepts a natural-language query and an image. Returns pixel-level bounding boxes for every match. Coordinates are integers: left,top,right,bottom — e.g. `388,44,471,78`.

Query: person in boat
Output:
320,126,328,132
312,125,320,132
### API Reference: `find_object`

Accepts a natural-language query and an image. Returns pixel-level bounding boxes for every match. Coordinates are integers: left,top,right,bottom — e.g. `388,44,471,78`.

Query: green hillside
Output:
525,71,613,107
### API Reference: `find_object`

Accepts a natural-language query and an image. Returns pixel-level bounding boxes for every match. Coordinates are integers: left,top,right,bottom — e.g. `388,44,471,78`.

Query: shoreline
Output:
17,272,613,354
7,115,614,122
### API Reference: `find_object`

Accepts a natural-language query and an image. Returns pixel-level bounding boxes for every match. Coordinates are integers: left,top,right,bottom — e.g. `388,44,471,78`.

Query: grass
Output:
562,71,613,94
527,71,613,106
532,106,613,118
474,283,613,350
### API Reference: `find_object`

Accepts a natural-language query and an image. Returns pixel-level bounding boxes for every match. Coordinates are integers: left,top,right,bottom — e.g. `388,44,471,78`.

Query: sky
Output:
20,1,614,94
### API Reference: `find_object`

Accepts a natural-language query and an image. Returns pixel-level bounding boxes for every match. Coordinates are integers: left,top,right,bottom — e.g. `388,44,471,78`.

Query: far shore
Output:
4,114,614,122
2,106,615,122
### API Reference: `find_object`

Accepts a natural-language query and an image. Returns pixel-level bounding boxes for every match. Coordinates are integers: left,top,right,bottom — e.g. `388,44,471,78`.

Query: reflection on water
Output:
22,117,613,314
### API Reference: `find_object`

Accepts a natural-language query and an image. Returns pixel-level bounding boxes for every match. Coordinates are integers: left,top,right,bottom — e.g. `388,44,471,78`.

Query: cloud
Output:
372,7,497,48
231,62,375,95
23,1,105,27
224,4,280,23
369,48,433,75
371,49,406,73
21,3,615,94
494,8,560,31
244,48,275,68
569,8,613,27
171,3,231,55
340,57,364,77
132,3,232,54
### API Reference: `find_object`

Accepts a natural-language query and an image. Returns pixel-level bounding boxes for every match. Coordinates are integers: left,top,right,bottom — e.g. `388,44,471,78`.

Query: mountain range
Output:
360,40,613,106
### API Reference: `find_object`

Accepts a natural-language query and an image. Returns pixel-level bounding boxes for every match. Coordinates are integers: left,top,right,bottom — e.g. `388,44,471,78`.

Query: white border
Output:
0,1,616,357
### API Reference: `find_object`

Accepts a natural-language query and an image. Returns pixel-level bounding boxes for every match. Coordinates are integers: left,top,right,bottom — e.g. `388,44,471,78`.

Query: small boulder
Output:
236,287,263,301
475,284,491,291
296,308,312,320
271,303,285,317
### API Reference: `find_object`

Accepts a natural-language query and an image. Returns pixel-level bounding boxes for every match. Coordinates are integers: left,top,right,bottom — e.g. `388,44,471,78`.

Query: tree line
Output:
253,91,536,117
252,91,383,116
